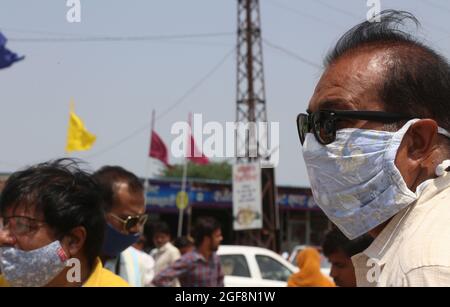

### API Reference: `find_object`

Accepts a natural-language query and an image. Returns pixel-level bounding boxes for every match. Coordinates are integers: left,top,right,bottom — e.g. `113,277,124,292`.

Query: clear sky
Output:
1,0,450,187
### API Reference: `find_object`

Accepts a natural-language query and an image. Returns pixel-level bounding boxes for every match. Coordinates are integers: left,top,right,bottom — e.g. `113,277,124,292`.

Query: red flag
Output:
187,133,209,165
149,131,169,166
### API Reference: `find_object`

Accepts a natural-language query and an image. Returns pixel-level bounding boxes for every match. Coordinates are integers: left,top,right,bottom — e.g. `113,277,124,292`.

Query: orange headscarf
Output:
287,247,335,287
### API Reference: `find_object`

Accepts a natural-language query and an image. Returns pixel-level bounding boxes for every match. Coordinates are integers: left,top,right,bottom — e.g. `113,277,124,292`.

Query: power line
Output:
8,32,235,43
311,1,450,43
263,38,322,69
86,46,236,160
1,27,89,37
265,0,345,30
314,0,361,20
155,47,235,121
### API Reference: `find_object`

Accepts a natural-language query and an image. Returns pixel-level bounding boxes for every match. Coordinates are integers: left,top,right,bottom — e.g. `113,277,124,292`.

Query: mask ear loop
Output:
435,160,450,177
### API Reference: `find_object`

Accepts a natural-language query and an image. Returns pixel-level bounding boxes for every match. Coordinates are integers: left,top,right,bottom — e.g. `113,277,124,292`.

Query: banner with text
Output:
232,162,262,230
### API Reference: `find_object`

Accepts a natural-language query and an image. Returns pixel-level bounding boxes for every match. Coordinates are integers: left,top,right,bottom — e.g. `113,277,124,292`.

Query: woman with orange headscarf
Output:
287,247,335,287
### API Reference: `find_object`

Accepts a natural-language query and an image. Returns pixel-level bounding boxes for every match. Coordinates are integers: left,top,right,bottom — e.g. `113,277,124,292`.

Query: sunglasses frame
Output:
109,213,148,234
297,109,413,145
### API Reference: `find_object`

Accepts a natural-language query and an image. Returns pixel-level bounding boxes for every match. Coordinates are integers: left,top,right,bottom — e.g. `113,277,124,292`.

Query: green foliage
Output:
162,161,232,181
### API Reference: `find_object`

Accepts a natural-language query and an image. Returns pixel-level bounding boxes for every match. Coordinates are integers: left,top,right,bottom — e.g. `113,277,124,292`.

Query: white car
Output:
217,245,298,287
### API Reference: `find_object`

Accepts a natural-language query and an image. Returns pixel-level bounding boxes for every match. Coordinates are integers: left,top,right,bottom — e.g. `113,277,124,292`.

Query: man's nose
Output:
128,225,140,234
0,229,17,246
330,266,338,278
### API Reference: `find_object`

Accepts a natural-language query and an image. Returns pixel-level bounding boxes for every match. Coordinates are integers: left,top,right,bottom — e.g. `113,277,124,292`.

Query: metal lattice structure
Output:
236,0,267,160
234,0,279,252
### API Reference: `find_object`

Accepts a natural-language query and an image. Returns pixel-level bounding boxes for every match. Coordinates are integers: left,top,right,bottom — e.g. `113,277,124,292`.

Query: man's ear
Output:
406,119,438,161
395,119,439,190
61,226,87,258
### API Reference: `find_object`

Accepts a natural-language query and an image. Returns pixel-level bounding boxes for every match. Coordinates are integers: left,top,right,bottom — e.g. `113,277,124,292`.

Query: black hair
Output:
174,236,194,249
0,158,105,269
92,165,143,212
192,216,221,248
322,227,373,258
326,10,450,131
152,221,171,237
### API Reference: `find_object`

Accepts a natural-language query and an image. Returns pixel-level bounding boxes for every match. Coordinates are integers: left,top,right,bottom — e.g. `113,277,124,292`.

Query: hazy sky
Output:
1,0,450,187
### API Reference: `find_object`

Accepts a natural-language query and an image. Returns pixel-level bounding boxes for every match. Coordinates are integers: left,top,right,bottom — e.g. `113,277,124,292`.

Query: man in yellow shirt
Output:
0,159,128,287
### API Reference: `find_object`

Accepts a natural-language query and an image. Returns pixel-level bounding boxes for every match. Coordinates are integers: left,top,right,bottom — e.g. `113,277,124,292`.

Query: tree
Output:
161,161,232,181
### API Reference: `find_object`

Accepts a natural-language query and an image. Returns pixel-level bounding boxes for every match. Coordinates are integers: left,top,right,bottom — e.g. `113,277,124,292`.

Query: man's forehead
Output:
308,50,389,112
113,182,145,214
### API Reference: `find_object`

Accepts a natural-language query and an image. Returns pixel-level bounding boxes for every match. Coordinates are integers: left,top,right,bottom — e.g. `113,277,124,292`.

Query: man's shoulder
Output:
130,246,153,258
179,250,200,262
398,197,450,271
84,259,130,287
90,267,130,287
165,242,181,256
124,246,154,265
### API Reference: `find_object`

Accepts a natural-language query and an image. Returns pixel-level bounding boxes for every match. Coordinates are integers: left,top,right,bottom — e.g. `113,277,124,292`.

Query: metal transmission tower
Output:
235,0,279,252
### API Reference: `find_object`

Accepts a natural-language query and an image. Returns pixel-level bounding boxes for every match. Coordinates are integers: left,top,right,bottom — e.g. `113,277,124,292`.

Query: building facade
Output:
145,178,331,253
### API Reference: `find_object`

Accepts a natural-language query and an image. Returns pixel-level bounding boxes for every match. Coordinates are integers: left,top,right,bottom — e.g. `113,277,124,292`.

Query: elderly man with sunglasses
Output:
297,10,450,287
93,166,154,287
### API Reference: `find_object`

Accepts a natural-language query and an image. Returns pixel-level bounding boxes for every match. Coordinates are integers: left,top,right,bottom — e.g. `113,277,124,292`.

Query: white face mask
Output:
0,240,68,287
302,119,450,239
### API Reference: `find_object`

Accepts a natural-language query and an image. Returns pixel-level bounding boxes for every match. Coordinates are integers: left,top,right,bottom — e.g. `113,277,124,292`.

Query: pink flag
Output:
186,133,209,165
149,131,170,166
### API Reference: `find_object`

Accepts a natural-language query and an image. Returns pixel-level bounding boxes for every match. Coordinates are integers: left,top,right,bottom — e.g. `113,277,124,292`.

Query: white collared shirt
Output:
352,171,450,287
104,246,155,287
150,242,181,287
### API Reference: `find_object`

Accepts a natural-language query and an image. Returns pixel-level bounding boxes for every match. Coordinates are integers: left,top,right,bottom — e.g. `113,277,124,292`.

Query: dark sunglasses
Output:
296,110,413,145
109,213,148,234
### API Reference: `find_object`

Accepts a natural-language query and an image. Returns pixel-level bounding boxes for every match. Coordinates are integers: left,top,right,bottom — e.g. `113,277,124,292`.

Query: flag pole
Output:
177,113,191,238
186,113,193,237
65,100,75,157
144,110,156,199
177,157,188,238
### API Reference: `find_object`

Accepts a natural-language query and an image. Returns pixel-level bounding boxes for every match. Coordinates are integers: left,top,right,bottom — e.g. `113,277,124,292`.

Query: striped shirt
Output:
152,249,224,287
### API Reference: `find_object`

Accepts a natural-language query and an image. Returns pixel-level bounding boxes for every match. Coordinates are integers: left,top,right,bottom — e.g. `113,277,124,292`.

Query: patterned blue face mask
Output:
0,240,68,287
302,119,450,239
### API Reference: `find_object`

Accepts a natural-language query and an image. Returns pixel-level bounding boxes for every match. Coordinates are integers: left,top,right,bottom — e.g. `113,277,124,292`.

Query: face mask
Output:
102,223,139,258
302,119,450,239
0,240,68,287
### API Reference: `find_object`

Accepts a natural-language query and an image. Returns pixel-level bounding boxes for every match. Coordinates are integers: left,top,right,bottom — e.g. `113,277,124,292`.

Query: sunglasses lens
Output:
125,217,139,232
297,114,309,145
314,111,336,145
125,215,148,233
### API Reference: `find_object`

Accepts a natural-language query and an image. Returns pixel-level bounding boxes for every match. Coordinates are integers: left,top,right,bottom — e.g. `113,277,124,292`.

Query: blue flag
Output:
0,32,24,69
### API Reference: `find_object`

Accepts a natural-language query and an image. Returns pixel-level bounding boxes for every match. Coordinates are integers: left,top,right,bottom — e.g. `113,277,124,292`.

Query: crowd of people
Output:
0,158,372,288
0,159,224,287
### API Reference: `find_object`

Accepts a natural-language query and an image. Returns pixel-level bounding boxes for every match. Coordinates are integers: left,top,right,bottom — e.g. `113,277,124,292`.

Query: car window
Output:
255,255,292,282
219,254,251,278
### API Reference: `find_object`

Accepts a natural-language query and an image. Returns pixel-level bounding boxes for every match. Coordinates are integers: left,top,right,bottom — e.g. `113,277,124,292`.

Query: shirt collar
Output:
158,242,170,252
362,172,450,264
83,258,103,287
192,249,216,263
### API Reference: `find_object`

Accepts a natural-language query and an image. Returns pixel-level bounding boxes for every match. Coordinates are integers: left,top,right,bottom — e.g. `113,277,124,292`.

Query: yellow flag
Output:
65,105,96,153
